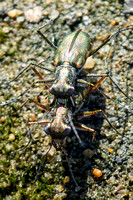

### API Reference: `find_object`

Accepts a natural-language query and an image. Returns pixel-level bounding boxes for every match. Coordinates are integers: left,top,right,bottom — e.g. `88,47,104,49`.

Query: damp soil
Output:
0,1,133,200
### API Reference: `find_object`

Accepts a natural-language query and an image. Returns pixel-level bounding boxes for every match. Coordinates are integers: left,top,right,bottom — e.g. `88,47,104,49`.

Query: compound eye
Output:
49,86,56,95
44,124,52,135
44,124,71,139
49,85,75,97
63,126,71,136
66,86,75,96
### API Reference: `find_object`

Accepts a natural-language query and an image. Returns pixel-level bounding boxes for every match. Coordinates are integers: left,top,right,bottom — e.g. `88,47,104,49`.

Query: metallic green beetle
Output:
50,29,92,97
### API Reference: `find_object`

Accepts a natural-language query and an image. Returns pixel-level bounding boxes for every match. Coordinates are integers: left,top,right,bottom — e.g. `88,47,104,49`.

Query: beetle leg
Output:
28,120,50,125
77,76,106,96
0,80,51,106
68,112,83,145
89,27,133,56
77,78,126,105
52,140,80,189
76,109,121,135
73,77,106,116
34,143,53,184
39,78,55,83
4,61,54,86
74,122,96,141
62,148,80,189
25,113,47,140
37,20,57,50
20,98,49,111
85,73,132,100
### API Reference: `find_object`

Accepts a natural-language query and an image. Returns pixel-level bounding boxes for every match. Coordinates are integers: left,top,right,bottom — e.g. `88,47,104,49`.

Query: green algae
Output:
0,29,8,44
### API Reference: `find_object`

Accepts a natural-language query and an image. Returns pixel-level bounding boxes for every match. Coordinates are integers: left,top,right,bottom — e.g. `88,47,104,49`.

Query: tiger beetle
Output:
0,22,132,188
1,22,132,106
0,22,132,150
25,78,125,188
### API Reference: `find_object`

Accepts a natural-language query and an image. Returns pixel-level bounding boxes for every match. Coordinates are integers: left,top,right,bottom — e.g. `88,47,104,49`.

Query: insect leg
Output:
62,148,80,190
68,112,83,145
37,20,57,50
74,123,96,141
85,73,132,100
89,27,133,56
19,98,49,111
34,144,53,184
0,80,51,106
24,113,47,140
77,78,113,103
4,62,54,86
76,109,121,135
28,120,50,126
74,77,106,115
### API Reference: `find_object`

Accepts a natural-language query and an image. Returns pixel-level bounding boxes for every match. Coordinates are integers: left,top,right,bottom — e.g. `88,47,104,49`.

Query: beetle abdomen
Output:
54,30,92,69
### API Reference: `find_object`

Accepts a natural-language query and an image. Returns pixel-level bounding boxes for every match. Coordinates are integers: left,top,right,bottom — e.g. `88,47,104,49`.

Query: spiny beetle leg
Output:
6,62,53,85
75,122,96,141
77,76,106,96
28,68,51,89
87,76,106,94
34,144,53,184
76,109,120,135
77,78,125,105
52,140,80,188
76,109,103,119
89,27,133,57
37,20,57,50
61,147,80,189
28,120,50,126
73,77,106,116
24,113,46,140
20,98,49,111
68,112,83,145
86,73,132,100
0,80,50,106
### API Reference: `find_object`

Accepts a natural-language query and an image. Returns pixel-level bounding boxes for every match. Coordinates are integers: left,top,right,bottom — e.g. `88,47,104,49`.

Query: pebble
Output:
54,193,67,200
48,146,57,157
24,7,43,23
111,20,117,26
44,172,52,179
84,57,95,71
63,176,70,184
0,116,6,123
83,149,96,158
8,134,15,142
49,10,59,20
55,185,64,192
128,173,133,182
2,26,10,33
109,176,116,184
16,16,25,23
93,168,103,178
5,144,15,152
83,16,91,25
8,9,23,18
108,148,113,153
114,184,124,194
45,0,55,6
43,136,51,146
28,113,36,122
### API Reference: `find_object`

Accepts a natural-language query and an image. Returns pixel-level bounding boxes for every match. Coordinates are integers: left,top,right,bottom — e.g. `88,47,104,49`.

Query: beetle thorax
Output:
45,106,72,138
50,63,76,97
